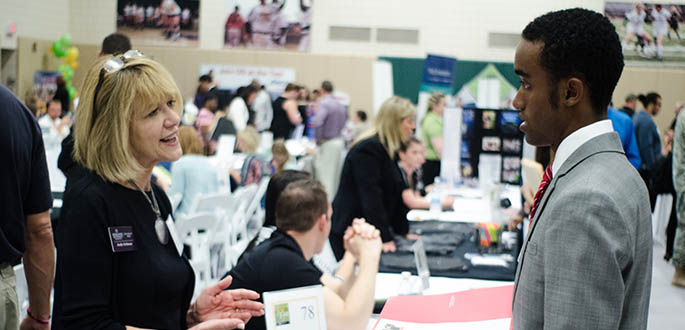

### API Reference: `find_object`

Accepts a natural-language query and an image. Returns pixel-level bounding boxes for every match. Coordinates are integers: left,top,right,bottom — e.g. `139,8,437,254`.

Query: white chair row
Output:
175,177,270,299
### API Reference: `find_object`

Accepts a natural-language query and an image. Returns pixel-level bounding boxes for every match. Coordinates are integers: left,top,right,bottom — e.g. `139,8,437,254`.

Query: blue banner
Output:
420,54,457,94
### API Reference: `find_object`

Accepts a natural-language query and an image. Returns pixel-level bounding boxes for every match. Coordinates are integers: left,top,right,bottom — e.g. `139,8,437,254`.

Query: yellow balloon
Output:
70,61,78,69
66,46,79,61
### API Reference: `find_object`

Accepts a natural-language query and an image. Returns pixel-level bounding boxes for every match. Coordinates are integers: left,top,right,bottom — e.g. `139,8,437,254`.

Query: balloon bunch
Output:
50,33,79,100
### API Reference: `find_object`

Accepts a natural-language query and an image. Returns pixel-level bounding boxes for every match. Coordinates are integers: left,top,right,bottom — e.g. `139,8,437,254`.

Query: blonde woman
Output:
269,139,291,174
330,96,416,259
421,92,446,184
53,51,262,329
169,126,219,215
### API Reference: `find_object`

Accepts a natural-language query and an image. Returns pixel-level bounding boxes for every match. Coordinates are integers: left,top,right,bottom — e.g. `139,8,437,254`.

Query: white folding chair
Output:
176,212,219,299
189,192,235,215
169,192,183,214
244,177,271,240
221,184,260,267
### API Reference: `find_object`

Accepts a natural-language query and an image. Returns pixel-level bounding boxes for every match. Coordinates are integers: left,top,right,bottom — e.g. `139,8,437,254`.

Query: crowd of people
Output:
2,6,685,330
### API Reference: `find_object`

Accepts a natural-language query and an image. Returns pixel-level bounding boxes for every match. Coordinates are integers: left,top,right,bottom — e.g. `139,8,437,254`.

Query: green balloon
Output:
57,64,69,73
52,41,67,58
58,64,74,81
67,86,76,100
60,33,72,48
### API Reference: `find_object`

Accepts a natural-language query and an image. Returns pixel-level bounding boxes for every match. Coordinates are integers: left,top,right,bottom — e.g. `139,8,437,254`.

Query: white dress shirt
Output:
552,119,613,178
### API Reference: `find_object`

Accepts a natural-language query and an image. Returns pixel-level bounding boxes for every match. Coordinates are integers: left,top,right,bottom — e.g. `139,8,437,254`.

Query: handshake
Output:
342,218,383,263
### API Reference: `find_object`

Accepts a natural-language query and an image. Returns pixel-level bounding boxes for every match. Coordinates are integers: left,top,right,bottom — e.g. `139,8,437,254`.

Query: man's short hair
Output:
199,74,212,83
522,8,624,115
321,81,333,93
264,170,311,227
101,33,132,55
356,110,367,122
47,99,61,108
625,93,638,103
276,179,328,233
284,83,300,92
202,92,218,106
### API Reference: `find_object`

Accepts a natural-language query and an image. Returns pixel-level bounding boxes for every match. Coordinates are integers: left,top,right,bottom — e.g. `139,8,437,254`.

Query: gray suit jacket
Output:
513,132,652,330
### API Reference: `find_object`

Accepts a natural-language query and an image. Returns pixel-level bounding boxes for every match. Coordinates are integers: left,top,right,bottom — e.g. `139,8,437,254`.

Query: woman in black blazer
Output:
330,96,416,260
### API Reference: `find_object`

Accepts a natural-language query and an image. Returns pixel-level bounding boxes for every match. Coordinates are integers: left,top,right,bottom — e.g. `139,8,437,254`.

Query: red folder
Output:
374,285,514,328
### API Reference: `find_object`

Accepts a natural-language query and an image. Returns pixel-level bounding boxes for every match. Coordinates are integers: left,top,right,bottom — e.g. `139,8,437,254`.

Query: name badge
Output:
263,285,326,330
166,215,184,257
108,226,136,253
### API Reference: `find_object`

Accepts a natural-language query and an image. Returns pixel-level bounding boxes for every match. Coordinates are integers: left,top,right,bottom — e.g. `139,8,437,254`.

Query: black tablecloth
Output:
378,221,517,281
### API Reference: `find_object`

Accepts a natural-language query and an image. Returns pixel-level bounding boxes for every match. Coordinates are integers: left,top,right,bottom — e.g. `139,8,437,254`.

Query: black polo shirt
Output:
226,229,323,330
0,84,52,265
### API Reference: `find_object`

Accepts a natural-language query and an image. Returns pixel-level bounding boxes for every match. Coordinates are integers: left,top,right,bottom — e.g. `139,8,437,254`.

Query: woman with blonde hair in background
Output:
230,126,263,187
421,92,446,185
269,139,292,174
330,96,416,259
169,126,219,215
52,51,263,329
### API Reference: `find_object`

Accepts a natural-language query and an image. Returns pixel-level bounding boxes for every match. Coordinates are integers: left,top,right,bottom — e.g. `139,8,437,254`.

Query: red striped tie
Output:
529,164,553,223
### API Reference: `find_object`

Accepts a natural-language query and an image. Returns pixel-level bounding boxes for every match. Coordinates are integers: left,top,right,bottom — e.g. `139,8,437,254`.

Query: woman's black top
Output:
270,96,294,140
52,171,194,330
331,136,405,256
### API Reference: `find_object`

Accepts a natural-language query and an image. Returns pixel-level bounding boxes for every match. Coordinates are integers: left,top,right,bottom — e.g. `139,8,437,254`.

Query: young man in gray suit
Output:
512,8,652,330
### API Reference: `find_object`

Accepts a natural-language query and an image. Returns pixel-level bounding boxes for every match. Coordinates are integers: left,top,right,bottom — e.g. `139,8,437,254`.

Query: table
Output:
370,273,513,329
379,220,518,281
374,273,512,302
407,185,522,223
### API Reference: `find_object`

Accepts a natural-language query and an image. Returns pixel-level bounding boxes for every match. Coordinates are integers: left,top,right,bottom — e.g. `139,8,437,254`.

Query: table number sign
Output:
263,285,327,330
413,238,430,291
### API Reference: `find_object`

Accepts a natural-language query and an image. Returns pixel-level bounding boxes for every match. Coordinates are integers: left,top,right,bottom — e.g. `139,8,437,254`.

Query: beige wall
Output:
613,66,685,133
16,36,685,135
17,37,375,114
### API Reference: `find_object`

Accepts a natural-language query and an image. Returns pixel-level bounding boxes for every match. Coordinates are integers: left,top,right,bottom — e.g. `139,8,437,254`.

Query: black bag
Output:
652,153,675,195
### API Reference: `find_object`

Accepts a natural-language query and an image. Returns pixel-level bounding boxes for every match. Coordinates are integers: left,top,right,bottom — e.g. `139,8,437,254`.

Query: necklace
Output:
128,180,168,245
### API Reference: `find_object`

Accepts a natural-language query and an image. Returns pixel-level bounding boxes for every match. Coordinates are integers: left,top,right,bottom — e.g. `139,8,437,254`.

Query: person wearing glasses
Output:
52,51,264,330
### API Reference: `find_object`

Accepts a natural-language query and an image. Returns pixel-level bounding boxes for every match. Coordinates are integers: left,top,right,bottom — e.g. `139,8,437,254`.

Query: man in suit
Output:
512,8,652,330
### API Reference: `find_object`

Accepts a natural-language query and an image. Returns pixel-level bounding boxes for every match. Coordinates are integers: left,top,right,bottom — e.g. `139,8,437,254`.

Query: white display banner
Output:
199,64,296,93
441,106,462,185
373,60,394,115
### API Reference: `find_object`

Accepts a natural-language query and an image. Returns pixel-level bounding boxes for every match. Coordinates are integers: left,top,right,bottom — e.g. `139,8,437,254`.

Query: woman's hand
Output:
189,276,264,328
405,233,420,240
382,241,397,253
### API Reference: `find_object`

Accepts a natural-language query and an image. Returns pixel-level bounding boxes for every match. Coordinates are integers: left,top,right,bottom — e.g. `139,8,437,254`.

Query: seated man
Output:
226,179,382,330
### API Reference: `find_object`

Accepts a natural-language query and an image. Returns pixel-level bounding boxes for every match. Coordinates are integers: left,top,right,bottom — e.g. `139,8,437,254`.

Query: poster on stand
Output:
116,0,199,47
33,71,61,103
223,0,313,51
460,108,523,185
